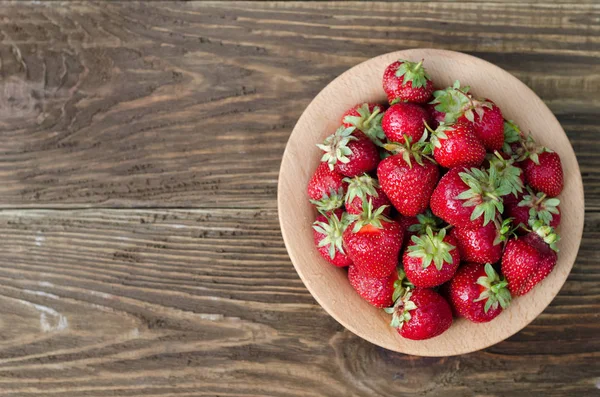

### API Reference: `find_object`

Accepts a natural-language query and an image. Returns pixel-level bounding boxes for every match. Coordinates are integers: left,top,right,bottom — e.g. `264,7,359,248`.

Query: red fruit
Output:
522,151,564,197
318,126,379,177
381,103,430,144
377,147,439,216
448,263,511,323
501,230,558,296
383,59,434,104
424,103,446,129
342,202,403,278
344,174,391,216
458,100,504,152
403,228,460,287
307,162,347,203
430,122,486,169
312,210,352,268
342,103,387,146
504,193,530,230
506,189,561,230
450,222,503,265
348,267,412,308
385,288,452,340
430,167,505,229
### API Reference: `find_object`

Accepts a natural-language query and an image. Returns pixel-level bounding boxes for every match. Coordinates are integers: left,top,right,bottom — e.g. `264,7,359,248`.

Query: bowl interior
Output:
278,49,584,356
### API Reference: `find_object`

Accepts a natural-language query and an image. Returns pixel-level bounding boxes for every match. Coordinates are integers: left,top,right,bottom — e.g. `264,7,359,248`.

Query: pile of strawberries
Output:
308,59,564,340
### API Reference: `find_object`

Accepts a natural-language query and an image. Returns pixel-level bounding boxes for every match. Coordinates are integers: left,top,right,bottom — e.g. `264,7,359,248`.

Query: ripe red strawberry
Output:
383,59,434,104
307,162,347,206
430,167,508,229
450,222,503,265
342,103,387,146
504,192,530,231
381,103,430,144
424,103,445,129
429,121,486,168
385,288,453,340
344,174,391,216
501,223,559,296
510,133,563,197
447,263,511,323
403,228,460,287
318,126,379,177
312,210,352,268
348,267,412,308
458,100,504,152
342,202,402,278
430,82,504,151
377,141,439,216
522,151,564,197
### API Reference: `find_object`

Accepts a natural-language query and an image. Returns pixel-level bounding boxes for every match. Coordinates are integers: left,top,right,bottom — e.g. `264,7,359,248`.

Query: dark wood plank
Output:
0,208,597,396
0,1,598,208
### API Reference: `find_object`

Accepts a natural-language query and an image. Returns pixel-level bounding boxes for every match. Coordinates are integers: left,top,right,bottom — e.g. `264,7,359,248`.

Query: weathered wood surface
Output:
0,2,598,396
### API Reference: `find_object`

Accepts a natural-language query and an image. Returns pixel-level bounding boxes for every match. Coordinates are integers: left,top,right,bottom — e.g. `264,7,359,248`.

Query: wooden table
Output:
0,2,598,396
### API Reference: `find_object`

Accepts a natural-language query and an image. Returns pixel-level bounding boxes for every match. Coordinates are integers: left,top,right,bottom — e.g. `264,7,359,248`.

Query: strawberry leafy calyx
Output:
530,219,560,252
394,59,431,89
502,120,522,154
349,199,391,233
487,151,524,197
474,263,512,313
424,121,449,151
456,166,511,226
317,126,358,170
407,209,444,234
513,133,552,165
309,187,345,214
392,268,414,303
343,103,386,146
518,188,560,227
312,212,351,259
430,80,472,123
343,174,379,208
383,132,434,169
493,217,519,246
407,227,456,270
384,288,417,330
461,96,494,124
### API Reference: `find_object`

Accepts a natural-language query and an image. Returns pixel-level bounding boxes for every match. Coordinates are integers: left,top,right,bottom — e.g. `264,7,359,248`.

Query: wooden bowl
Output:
278,49,584,356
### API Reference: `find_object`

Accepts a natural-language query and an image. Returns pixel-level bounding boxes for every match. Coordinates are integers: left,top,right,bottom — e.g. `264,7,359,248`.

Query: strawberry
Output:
377,139,439,216
381,103,430,144
501,222,559,296
458,100,504,152
430,166,510,228
312,210,352,268
348,267,412,308
383,59,434,104
344,174,391,216
430,81,504,151
424,103,446,129
385,288,453,340
510,132,563,197
504,192,530,230
318,126,379,177
403,227,460,287
428,121,486,168
342,103,387,146
342,201,403,278
307,162,347,207
450,221,504,265
522,151,564,197
447,263,511,323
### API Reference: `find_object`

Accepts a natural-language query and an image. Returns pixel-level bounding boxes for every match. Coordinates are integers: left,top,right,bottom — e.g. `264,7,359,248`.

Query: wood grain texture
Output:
0,1,598,396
